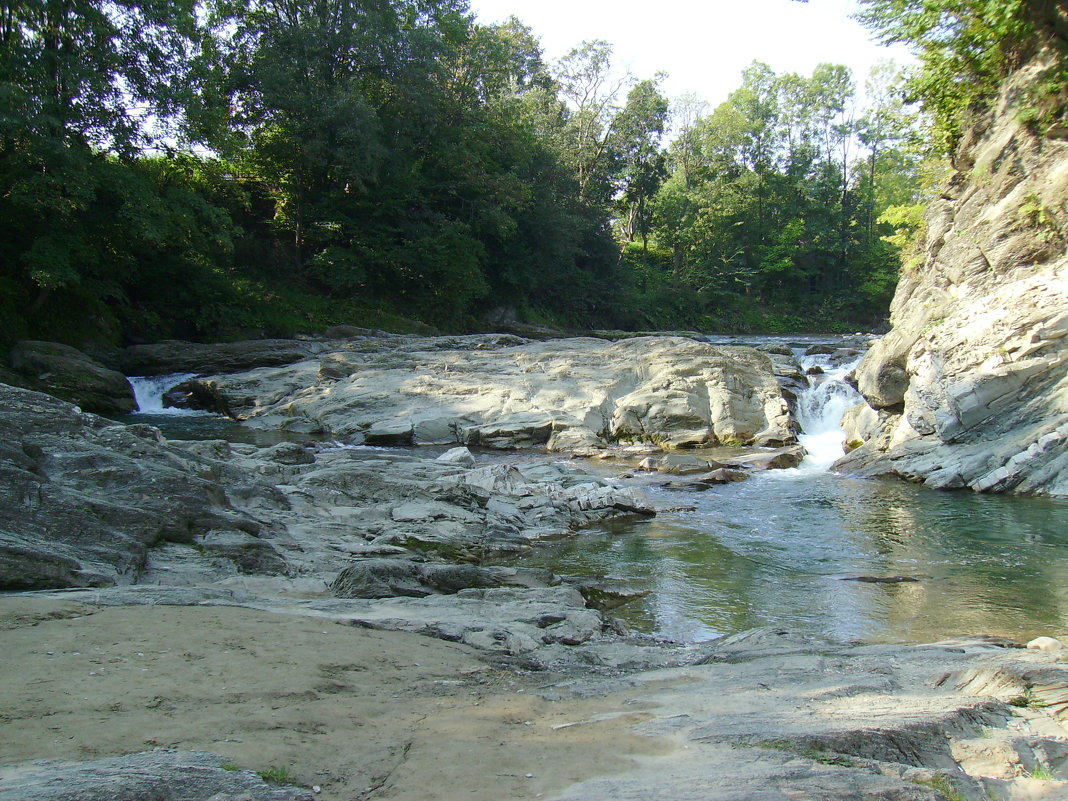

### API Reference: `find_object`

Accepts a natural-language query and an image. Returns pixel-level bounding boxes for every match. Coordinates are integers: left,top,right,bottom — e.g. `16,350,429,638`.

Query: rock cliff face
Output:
836,58,1068,497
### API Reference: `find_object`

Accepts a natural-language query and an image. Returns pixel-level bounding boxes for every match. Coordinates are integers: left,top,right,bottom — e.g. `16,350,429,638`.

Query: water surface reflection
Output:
506,467,1068,644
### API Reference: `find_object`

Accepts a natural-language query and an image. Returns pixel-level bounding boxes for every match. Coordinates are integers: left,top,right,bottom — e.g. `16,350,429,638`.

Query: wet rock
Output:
696,468,750,485
840,575,920,584
8,341,135,415
573,580,650,611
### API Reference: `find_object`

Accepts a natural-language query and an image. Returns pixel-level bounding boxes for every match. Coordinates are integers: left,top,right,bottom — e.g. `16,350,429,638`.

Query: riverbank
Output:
3,331,1068,799
4,595,1068,801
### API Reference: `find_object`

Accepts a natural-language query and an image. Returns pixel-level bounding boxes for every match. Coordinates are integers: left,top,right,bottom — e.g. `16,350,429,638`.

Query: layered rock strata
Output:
837,58,1068,497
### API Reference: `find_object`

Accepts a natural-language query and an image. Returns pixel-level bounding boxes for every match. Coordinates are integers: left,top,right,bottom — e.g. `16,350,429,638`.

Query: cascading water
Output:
791,349,865,471
128,373,202,415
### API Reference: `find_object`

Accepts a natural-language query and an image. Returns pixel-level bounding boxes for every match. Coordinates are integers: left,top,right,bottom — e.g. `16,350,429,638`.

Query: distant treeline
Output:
5,0,1048,346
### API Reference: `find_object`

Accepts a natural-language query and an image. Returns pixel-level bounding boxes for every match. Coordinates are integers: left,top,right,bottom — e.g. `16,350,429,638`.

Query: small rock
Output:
436,447,476,467
1027,636,1065,652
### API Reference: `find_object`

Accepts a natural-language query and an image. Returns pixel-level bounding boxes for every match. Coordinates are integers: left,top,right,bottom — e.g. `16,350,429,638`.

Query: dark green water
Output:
504,464,1068,645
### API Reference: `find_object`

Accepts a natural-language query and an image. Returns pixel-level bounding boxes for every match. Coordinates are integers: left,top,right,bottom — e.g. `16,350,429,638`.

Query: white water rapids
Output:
129,373,204,415
791,349,865,473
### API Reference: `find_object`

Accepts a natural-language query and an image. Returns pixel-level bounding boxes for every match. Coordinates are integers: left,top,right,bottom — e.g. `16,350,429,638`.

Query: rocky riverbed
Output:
3,331,1068,799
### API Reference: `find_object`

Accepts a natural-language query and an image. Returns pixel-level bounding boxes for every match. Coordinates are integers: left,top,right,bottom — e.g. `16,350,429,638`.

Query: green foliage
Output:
258,766,297,785
630,60,924,330
912,774,965,801
879,203,927,271
1028,761,1057,780
856,0,1067,154
0,0,928,344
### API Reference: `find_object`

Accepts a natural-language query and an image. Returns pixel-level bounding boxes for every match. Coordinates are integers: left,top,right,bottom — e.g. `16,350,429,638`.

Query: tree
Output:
0,0,207,329
613,78,669,253
553,40,631,203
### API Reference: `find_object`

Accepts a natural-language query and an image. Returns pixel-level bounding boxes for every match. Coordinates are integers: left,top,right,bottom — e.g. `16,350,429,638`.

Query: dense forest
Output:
0,0,1061,346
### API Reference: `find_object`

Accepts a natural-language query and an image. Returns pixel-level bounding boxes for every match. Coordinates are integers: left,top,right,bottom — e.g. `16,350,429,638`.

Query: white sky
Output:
467,0,915,108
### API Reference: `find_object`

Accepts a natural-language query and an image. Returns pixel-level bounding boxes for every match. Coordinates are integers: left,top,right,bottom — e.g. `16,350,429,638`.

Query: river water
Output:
126,341,1068,646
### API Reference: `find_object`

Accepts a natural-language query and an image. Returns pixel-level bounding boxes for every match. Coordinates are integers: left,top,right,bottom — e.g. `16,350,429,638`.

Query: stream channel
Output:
124,337,1068,647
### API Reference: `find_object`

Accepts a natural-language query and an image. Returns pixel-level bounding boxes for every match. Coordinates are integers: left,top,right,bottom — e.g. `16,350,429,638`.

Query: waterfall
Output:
792,349,865,471
128,373,202,415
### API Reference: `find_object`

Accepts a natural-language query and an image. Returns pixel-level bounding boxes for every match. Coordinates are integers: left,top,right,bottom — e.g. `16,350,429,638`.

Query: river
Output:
126,339,1068,646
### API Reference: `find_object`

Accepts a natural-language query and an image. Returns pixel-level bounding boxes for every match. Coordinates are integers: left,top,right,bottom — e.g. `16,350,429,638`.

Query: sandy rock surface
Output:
3,601,1068,801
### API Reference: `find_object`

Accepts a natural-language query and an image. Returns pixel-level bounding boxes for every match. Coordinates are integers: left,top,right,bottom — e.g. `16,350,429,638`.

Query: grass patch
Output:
755,739,858,768
220,761,240,772
1027,762,1056,780
1007,688,1048,709
259,766,297,785
912,775,965,801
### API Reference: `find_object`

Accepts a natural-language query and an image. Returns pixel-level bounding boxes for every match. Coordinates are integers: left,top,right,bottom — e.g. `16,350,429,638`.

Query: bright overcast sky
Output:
467,0,914,108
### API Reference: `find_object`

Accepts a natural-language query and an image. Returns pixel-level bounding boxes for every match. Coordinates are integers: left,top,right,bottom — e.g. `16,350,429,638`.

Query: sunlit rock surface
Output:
837,58,1068,497
171,335,795,451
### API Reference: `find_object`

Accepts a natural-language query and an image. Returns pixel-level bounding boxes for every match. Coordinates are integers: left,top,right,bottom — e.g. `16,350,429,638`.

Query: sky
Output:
467,0,914,109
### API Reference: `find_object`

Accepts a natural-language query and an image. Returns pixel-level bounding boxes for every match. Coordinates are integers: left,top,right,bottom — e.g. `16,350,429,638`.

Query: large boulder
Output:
120,339,325,376
174,336,795,452
8,341,135,415
0,384,262,590
836,57,1068,498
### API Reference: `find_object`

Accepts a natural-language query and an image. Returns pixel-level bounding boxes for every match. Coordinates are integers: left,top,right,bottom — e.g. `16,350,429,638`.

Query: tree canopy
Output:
0,0,972,346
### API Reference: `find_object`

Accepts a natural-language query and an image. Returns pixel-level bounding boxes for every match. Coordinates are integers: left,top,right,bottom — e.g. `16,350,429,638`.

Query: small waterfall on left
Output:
791,350,865,471
128,373,201,415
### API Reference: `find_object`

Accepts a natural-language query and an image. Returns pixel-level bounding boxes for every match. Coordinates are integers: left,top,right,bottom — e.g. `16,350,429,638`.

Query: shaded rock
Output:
330,558,502,598
0,384,261,590
8,341,135,415
696,468,750,485
197,530,288,575
804,344,836,356
259,442,314,465
0,750,314,801
121,339,322,377
637,453,719,475
362,420,413,445
717,446,806,471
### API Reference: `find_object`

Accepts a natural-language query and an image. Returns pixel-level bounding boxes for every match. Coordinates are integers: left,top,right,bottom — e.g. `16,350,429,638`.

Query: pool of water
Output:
502,463,1068,645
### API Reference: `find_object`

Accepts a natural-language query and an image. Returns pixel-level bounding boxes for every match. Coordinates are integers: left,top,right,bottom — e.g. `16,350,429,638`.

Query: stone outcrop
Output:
7,341,135,415
836,58,1068,497
172,335,795,451
0,384,652,593
0,384,259,589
